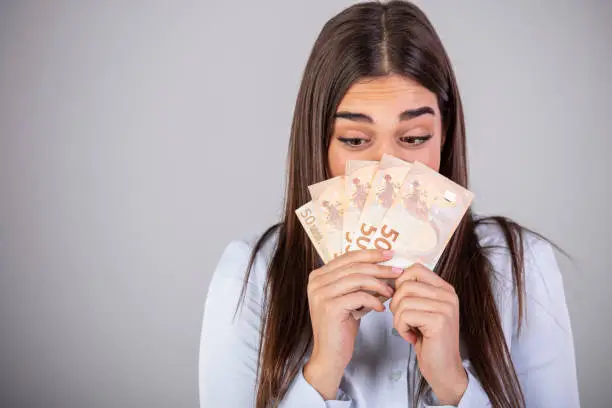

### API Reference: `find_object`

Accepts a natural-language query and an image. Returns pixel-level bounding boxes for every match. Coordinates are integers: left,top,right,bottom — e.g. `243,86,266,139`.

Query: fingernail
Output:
392,267,403,274
383,250,394,258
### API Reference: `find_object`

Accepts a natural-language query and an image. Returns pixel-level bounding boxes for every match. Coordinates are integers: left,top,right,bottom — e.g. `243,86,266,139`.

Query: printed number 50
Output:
373,225,399,250
356,223,377,250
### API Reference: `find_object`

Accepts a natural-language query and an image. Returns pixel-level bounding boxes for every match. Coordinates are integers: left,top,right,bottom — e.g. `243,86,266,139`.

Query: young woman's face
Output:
327,74,443,177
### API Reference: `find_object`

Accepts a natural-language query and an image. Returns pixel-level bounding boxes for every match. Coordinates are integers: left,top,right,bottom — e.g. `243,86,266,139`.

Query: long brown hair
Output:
238,2,538,407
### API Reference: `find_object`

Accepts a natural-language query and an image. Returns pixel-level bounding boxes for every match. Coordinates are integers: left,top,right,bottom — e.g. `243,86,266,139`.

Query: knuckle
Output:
393,285,406,299
413,263,426,273
307,275,321,290
393,279,402,293
309,268,321,281
335,265,350,278
389,295,398,309
308,288,320,303
340,263,357,275
306,277,315,291
442,303,454,317
347,264,364,275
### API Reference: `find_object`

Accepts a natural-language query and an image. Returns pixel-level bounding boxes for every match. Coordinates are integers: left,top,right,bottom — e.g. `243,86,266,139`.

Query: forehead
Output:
336,74,438,112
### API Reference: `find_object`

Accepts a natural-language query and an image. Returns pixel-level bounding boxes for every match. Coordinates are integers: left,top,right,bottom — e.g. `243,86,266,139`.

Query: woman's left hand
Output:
389,263,468,405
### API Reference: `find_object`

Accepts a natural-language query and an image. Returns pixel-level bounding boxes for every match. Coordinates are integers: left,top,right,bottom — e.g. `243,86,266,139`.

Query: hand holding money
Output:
303,249,401,399
390,263,468,405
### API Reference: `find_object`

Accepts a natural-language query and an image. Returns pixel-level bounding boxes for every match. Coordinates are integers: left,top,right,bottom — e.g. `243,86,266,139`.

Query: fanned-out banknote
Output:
308,176,346,261
343,160,378,253
295,201,333,263
374,160,474,270
349,154,412,252
296,155,474,320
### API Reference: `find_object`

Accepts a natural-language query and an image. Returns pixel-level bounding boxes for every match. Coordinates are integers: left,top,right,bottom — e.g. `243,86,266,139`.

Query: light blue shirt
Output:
199,222,580,407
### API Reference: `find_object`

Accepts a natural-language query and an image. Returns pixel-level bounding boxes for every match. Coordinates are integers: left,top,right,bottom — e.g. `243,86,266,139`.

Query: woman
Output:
199,1,580,407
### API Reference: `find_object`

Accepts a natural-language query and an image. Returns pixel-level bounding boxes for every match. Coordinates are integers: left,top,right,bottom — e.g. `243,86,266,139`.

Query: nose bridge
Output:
373,133,401,160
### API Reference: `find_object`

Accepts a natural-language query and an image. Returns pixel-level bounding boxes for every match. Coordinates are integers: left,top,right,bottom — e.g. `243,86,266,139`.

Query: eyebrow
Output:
334,106,435,123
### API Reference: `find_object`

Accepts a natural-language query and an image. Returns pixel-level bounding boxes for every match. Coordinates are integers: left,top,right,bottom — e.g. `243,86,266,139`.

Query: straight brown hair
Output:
237,2,550,406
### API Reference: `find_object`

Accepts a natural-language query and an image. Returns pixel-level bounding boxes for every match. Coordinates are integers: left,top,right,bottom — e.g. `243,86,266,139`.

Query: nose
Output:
369,138,406,162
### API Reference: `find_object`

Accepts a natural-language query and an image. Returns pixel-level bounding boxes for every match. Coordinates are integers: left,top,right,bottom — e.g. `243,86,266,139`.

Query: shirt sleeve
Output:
198,240,354,408
424,234,580,408
510,236,580,407
279,365,353,408
423,360,491,408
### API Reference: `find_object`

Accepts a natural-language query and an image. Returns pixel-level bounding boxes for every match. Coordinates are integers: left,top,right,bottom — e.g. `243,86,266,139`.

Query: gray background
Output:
1,1,610,407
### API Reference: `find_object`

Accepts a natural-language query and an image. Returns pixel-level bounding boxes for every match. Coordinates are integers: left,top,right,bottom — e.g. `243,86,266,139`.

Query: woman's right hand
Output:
303,248,403,400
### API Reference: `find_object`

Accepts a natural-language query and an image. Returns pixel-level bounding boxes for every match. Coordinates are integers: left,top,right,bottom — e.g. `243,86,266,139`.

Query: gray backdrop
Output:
1,1,611,407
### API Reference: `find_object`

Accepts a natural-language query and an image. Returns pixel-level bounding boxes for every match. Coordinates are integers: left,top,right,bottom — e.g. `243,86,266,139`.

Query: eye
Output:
337,137,369,147
400,135,432,145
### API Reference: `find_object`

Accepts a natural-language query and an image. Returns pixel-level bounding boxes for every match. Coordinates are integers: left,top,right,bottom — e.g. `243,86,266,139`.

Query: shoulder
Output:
473,215,570,333
207,226,280,298
474,216,561,285
199,228,281,406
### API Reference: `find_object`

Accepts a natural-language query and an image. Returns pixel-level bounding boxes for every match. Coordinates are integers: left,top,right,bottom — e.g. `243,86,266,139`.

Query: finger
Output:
315,262,403,289
393,281,456,306
394,309,442,340
395,263,454,292
322,248,394,272
389,295,454,317
331,291,386,314
404,330,418,344
318,274,395,300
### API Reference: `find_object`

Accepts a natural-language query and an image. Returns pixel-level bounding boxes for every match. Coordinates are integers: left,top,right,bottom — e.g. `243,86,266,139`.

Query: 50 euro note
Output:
308,176,346,261
347,155,411,320
342,160,378,253
295,201,333,263
352,161,474,320
349,154,412,252
372,160,474,271
297,198,391,321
